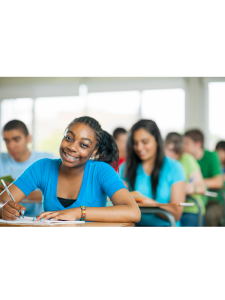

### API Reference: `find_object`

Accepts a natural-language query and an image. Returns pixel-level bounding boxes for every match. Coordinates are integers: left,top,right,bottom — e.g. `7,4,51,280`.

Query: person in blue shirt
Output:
119,119,186,226
0,119,55,216
0,116,141,223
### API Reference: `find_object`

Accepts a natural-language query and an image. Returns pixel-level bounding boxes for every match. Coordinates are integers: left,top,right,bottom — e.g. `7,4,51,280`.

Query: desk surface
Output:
137,202,161,207
0,222,134,227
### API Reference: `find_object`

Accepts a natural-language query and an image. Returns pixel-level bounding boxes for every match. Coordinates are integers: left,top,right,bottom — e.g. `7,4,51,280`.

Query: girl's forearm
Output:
75,205,141,223
156,206,183,222
195,182,206,194
25,190,42,200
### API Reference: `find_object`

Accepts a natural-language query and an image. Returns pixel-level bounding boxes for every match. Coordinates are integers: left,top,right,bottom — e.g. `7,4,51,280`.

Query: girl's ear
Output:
91,148,99,159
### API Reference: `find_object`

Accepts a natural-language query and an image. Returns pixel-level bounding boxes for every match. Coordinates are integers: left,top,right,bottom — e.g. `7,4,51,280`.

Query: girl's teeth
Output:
65,153,77,160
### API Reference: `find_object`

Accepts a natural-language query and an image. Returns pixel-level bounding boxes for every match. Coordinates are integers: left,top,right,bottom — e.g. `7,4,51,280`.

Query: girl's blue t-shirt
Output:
14,158,126,212
119,156,186,227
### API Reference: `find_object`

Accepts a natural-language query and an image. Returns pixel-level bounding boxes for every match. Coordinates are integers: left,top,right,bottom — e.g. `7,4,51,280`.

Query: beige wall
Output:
0,77,225,149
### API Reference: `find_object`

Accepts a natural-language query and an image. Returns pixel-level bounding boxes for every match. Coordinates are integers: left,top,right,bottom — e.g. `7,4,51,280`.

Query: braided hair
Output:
66,116,119,169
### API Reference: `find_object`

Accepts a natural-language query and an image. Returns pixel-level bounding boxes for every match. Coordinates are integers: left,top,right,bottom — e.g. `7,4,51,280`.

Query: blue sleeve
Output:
97,162,127,198
171,160,186,184
13,159,46,196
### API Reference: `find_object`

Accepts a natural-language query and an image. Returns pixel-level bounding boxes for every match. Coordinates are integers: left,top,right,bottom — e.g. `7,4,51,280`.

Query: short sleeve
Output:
186,154,200,177
13,159,45,196
171,160,186,185
97,162,127,198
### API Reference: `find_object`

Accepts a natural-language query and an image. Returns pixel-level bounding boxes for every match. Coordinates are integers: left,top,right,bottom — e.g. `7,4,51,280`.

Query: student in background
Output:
215,141,225,182
184,129,223,226
0,116,141,224
113,128,127,167
119,119,186,226
0,120,55,216
164,132,206,226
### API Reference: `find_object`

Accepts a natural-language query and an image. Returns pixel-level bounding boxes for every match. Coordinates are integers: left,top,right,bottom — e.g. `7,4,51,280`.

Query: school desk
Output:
0,222,134,227
137,203,176,227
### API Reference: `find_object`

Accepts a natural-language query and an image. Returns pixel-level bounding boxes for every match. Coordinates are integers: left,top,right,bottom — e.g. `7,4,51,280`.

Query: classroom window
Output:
0,98,33,152
141,89,185,138
86,91,141,134
209,82,225,150
34,96,86,157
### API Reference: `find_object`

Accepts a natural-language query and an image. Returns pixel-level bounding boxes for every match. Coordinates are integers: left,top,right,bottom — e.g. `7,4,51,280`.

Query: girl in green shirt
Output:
164,132,206,226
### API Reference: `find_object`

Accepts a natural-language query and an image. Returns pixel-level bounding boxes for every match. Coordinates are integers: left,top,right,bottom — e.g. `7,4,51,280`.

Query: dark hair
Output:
165,132,183,155
125,119,165,199
3,119,29,136
67,116,119,169
113,127,127,140
216,141,225,151
184,129,204,147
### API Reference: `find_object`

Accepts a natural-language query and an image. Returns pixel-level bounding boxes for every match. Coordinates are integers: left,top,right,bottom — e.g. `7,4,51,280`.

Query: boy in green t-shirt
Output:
164,132,206,226
184,129,223,226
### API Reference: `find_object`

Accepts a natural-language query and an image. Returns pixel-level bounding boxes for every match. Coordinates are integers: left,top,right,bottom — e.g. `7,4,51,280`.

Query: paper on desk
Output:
0,216,84,224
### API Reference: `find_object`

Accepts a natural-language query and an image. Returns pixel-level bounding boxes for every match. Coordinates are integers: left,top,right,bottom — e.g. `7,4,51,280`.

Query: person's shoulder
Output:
164,156,180,167
0,152,10,162
89,160,116,172
182,152,197,163
204,150,218,161
182,152,193,160
163,156,184,172
164,156,185,182
203,149,213,157
30,157,60,168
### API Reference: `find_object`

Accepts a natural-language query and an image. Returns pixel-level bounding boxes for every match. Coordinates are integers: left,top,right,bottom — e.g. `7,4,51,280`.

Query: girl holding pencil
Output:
0,116,141,223
119,119,186,226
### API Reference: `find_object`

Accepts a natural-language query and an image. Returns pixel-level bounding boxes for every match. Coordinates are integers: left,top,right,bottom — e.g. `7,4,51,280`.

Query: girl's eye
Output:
65,135,72,141
81,143,88,148
142,140,149,144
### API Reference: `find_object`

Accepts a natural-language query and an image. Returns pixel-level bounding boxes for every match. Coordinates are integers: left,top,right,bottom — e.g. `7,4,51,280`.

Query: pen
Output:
1,179,24,218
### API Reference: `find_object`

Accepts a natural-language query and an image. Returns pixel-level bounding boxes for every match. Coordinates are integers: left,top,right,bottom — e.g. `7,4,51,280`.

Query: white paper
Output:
0,216,84,224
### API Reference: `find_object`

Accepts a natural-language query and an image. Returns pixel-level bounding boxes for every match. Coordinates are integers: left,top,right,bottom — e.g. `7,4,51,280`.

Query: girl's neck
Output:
60,161,86,177
141,156,156,175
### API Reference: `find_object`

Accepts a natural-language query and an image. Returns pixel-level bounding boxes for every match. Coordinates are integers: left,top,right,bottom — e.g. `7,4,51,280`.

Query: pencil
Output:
1,179,24,218
135,201,194,207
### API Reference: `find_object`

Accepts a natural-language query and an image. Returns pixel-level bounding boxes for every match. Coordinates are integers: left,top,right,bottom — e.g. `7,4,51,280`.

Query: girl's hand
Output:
137,198,157,204
185,182,195,195
34,208,81,222
0,181,11,193
2,200,26,220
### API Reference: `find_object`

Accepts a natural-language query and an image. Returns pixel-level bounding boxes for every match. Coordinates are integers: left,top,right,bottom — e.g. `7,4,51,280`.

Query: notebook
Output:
0,216,84,224
0,175,14,184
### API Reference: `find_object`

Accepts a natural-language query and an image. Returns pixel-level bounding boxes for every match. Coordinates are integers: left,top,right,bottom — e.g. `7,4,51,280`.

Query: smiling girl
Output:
119,119,186,226
0,116,141,223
